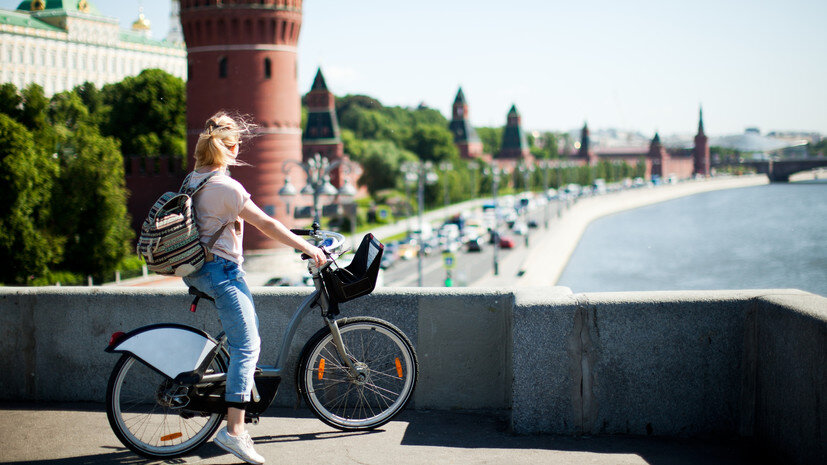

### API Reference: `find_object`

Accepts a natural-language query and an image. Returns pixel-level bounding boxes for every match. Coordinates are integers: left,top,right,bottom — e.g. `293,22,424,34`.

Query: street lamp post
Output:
278,153,354,228
517,162,534,246
485,164,506,276
401,160,438,287
467,161,480,199
439,161,453,209
538,160,551,228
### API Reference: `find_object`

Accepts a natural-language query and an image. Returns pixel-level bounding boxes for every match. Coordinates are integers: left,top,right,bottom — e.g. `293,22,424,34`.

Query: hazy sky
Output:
4,0,826,136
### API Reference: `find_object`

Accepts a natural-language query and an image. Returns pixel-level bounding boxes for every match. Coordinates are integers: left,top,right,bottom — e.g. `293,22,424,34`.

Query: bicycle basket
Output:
322,233,384,303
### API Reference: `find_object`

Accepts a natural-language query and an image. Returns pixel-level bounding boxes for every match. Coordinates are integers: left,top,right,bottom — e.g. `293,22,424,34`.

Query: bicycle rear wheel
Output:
298,317,418,430
106,353,225,459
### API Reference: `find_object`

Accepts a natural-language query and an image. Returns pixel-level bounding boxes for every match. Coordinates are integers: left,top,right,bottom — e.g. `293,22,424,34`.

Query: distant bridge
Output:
715,157,827,182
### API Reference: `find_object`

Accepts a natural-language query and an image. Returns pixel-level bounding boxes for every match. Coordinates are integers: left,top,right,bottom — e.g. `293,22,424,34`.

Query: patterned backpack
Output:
136,172,228,277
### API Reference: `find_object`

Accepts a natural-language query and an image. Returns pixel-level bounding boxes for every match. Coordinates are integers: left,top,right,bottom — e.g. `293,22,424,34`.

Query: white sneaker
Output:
214,426,266,464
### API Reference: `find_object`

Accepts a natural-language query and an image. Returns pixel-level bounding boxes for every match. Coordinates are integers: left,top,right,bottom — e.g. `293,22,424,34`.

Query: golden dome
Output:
131,9,151,31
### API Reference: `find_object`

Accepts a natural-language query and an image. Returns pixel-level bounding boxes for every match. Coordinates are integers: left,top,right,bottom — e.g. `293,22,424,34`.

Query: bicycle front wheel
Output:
105,354,225,459
298,317,418,430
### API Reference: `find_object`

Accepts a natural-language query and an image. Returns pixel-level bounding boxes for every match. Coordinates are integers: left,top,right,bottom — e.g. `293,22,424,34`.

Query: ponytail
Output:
193,111,256,169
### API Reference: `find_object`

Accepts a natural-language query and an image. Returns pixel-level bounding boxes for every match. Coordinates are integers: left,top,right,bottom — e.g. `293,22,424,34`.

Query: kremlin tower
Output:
498,104,531,164
694,107,710,176
302,68,345,186
180,0,303,250
448,87,484,160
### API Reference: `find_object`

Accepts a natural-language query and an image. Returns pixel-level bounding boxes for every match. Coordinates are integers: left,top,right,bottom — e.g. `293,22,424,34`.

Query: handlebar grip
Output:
300,253,311,260
291,229,314,236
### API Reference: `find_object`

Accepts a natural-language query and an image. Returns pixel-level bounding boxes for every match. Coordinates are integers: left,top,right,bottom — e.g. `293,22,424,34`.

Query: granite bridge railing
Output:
0,287,824,464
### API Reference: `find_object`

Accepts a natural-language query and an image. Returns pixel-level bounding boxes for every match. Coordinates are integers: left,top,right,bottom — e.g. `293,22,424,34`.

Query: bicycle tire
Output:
297,317,418,430
106,353,225,459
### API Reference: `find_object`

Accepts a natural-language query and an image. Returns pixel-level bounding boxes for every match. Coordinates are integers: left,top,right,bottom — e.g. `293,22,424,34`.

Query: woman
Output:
183,111,326,465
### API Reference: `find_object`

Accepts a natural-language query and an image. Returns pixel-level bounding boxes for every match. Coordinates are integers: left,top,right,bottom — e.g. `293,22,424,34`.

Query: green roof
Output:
16,0,103,16
120,29,183,49
0,8,63,31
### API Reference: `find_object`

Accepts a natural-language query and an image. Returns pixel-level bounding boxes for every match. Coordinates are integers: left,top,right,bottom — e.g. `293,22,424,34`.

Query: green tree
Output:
0,83,22,120
476,127,503,156
51,124,133,278
100,68,186,158
19,84,49,132
0,114,62,284
358,140,417,197
404,124,457,163
74,81,107,126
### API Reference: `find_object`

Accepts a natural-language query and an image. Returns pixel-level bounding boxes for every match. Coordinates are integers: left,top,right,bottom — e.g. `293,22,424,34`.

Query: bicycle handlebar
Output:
291,228,347,260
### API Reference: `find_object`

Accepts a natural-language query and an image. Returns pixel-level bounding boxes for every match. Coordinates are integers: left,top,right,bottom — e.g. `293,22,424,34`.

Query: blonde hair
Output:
193,111,256,169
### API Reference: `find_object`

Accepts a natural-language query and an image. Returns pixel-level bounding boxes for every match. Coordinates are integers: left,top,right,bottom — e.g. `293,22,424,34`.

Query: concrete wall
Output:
0,287,824,464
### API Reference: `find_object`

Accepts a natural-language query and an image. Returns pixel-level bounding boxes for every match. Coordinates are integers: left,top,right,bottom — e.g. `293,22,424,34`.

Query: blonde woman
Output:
184,111,326,464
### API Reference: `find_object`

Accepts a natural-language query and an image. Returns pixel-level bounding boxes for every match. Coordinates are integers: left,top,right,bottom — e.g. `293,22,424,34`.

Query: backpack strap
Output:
180,170,220,195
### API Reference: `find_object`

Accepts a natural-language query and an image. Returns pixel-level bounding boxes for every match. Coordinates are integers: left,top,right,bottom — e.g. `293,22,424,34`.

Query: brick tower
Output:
498,104,531,163
448,87,483,159
693,107,710,176
302,68,345,185
180,0,302,251
648,132,668,178
578,122,598,166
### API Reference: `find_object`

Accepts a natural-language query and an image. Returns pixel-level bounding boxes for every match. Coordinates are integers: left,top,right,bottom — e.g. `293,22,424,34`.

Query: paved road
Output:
0,402,768,465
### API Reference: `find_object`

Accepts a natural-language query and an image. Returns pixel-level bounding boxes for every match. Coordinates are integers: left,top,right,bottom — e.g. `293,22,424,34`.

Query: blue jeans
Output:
183,256,260,404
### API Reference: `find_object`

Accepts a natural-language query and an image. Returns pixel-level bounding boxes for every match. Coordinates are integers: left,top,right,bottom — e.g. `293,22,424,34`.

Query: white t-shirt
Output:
188,170,251,264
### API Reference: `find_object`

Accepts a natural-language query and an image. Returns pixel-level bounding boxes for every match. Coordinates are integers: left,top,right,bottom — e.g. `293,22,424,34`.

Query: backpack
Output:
136,172,228,277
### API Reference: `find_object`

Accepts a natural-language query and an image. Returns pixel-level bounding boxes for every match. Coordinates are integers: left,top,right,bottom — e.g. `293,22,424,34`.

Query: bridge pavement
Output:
0,402,767,465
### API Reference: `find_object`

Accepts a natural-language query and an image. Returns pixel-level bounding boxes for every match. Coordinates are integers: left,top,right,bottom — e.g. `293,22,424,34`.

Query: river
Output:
556,180,827,296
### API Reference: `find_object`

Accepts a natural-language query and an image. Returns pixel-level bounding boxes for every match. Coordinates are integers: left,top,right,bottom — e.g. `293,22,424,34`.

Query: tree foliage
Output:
476,127,503,156
51,123,133,277
0,81,134,284
0,114,61,284
99,69,186,158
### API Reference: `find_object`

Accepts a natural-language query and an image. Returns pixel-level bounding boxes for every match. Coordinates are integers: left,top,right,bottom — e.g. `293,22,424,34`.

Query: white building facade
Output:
0,0,185,95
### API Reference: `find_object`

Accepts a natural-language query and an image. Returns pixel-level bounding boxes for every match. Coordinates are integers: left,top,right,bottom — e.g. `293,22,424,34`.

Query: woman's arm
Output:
239,200,327,266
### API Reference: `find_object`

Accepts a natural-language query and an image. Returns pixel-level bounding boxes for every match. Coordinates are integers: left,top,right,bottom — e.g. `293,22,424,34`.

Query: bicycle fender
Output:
105,323,218,380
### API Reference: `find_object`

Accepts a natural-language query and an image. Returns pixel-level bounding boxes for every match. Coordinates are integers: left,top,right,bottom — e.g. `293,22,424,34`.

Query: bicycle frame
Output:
196,254,356,390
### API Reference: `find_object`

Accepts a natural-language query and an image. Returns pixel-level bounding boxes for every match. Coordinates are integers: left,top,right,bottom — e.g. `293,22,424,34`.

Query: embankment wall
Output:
0,287,824,464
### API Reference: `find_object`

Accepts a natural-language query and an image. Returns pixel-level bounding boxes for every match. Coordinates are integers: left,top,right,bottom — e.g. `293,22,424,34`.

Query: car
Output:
466,237,483,252
380,253,396,269
498,235,515,249
512,221,528,236
527,219,539,229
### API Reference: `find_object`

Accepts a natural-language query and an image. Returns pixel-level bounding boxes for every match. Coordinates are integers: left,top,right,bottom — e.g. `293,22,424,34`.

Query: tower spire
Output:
311,68,328,91
698,106,705,135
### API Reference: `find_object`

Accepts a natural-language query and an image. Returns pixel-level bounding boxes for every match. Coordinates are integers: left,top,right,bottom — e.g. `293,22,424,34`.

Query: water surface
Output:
556,181,827,296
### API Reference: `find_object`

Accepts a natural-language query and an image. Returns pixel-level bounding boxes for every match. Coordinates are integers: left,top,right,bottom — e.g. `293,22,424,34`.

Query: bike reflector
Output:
318,358,326,380
161,432,183,442
395,358,403,378
109,332,126,347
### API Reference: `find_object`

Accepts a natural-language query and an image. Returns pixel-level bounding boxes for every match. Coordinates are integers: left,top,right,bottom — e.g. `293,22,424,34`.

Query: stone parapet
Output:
0,287,823,464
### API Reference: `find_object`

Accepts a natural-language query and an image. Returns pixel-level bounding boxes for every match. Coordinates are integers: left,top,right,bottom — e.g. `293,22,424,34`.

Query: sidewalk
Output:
0,402,767,465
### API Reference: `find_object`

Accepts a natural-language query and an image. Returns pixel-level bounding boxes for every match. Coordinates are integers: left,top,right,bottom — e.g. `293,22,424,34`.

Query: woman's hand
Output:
304,245,327,268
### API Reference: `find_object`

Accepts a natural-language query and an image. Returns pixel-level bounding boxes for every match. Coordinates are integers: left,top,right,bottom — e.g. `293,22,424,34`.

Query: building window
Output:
218,56,227,78
264,58,271,79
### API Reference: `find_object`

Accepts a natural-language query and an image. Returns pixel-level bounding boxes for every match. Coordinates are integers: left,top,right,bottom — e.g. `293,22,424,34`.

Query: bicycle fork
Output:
325,317,362,379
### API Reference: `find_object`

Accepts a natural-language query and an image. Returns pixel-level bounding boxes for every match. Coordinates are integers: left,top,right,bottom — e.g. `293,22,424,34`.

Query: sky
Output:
4,0,826,137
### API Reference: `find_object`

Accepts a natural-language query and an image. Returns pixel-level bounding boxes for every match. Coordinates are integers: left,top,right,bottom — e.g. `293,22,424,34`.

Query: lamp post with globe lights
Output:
278,153,356,228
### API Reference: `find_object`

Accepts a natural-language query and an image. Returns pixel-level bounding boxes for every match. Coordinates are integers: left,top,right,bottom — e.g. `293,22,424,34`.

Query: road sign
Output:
442,252,456,270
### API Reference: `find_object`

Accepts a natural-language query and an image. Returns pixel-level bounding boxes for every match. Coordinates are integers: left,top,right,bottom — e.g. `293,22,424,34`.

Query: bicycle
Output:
103,226,418,459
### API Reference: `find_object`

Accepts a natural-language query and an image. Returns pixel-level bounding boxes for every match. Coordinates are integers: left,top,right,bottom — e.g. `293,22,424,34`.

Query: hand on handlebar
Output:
303,245,327,268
